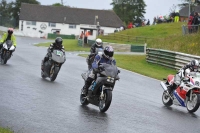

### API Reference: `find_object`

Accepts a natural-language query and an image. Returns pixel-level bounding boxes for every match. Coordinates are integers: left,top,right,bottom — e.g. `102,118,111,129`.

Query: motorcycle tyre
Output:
50,67,59,82
80,94,89,105
162,91,173,107
99,90,112,113
186,93,200,113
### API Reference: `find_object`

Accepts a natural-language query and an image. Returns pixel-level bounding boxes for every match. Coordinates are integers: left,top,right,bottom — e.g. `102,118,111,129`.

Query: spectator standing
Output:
188,15,194,34
174,11,180,22
84,30,88,44
153,17,156,25
146,19,150,25
192,12,199,33
79,31,84,39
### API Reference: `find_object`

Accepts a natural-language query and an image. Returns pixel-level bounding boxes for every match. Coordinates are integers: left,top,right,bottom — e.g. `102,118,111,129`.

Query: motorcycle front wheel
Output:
99,90,112,113
50,66,59,81
186,93,200,113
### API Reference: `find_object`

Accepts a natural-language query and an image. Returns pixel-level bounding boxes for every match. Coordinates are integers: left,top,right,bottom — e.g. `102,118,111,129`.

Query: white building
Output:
19,3,123,39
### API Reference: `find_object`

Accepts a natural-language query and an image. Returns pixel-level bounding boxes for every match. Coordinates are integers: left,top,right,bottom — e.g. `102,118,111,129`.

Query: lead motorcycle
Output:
41,49,66,81
86,48,103,70
0,40,15,64
160,69,200,113
80,63,120,112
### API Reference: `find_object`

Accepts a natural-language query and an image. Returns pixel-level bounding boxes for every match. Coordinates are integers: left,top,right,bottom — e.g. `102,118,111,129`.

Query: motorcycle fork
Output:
190,90,193,101
100,86,104,100
50,63,55,75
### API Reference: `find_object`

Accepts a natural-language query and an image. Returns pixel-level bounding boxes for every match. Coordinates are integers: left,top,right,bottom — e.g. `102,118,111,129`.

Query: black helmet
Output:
8,28,14,35
190,59,199,71
55,37,63,48
103,46,114,59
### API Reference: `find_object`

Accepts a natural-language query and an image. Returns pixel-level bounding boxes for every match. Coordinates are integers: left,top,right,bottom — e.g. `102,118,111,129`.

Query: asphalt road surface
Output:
0,37,200,133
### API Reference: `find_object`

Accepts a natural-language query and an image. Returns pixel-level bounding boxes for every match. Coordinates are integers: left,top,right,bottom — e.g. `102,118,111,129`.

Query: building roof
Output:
19,3,124,28
180,6,200,17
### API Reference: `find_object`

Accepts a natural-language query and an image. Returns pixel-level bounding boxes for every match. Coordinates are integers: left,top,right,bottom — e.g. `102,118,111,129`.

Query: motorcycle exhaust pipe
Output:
160,81,168,91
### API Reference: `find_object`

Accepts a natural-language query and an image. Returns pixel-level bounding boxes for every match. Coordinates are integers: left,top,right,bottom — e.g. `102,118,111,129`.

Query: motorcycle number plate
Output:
56,51,62,56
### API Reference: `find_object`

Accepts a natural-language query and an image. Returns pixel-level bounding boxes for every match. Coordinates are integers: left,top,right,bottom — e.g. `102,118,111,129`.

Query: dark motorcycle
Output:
80,63,120,112
41,49,66,81
86,48,103,70
0,40,15,64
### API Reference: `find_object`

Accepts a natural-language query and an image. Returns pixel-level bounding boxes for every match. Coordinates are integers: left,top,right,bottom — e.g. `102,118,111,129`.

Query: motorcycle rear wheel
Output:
41,71,47,79
186,93,200,113
80,94,89,105
99,90,112,112
162,91,173,107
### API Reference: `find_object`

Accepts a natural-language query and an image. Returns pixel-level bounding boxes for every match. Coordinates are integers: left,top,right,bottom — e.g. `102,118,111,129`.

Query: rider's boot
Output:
82,77,93,95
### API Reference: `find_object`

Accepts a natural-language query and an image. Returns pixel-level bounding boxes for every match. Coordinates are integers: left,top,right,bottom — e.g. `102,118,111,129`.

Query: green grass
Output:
0,127,13,133
100,22,200,56
36,39,90,51
79,54,176,80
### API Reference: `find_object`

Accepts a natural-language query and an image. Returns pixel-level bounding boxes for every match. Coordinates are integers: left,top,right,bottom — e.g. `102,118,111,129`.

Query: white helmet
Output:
190,59,199,72
95,38,102,47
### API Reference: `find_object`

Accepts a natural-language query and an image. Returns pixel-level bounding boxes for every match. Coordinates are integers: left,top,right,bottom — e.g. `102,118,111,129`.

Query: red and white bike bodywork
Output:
160,69,200,113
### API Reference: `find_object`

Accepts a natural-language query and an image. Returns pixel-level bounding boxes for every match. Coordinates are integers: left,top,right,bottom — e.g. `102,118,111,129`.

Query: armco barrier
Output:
146,48,200,69
48,33,75,39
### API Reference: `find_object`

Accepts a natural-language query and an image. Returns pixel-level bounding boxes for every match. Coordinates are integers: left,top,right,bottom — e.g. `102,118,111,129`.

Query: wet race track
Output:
0,37,200,133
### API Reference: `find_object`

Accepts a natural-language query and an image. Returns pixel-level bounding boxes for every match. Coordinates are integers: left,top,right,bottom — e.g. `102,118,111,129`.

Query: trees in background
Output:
0,0,40,27
111,0,146,25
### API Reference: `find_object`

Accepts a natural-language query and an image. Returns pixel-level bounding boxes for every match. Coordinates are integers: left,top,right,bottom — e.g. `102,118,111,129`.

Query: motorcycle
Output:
86,48,103,70
0,40,15,64
160,69,200,113
41,49,66,81
80,63,120,112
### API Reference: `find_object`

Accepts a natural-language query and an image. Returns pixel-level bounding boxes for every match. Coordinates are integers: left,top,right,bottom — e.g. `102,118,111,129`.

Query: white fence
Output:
146,48,200,69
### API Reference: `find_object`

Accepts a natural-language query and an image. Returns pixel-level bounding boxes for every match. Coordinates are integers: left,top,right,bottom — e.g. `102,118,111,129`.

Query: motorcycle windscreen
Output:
6,40,13,48
51,50,65,63
100,63,118,78
95,48,103,55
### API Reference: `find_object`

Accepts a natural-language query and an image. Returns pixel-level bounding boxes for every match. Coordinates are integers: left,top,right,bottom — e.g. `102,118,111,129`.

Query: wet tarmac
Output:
0,37,200,133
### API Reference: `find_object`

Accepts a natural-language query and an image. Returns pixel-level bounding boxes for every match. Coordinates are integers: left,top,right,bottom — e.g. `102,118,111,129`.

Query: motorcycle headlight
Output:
107,77,114,83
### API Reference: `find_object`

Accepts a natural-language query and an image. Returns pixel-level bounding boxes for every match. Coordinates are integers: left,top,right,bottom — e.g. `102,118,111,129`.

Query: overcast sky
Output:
38,0,182,22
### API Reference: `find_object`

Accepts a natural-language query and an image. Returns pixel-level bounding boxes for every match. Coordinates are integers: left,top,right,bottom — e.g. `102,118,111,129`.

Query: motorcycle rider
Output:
90,38,103,53
87,38,104,69
82,45,116,95
88,38,103,58
168,59,199,93
41,37,65,70
0,28,16,53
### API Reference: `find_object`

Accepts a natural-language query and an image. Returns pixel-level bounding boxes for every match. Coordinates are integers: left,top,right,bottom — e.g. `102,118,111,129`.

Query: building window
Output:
49,23,56,27
69,24,76,29
26,21,36,25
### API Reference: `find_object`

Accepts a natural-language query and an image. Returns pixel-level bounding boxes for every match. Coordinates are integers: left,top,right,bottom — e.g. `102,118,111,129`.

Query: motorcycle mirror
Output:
118,70,121,73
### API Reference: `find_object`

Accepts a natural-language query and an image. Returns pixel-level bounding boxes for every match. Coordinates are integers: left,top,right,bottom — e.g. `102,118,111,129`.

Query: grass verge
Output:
79,54,176,80
0,127,13,133
99,22,200,56
36,39,90,51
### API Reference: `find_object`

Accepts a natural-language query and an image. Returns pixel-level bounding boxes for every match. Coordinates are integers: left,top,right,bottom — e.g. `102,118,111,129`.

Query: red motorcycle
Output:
160,69,200,113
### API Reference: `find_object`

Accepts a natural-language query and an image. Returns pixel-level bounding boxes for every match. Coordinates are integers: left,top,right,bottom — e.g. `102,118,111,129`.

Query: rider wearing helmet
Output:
82,45,116,95
41,37,65,70
90,38,103,54
87,38,104,69
0,28,17,51
168,59,199,93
